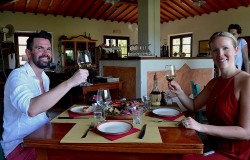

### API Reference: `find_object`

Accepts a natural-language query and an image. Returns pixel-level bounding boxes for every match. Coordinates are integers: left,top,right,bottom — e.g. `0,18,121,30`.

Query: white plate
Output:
152,108,180,117
70,106,93,114
97,121,133,135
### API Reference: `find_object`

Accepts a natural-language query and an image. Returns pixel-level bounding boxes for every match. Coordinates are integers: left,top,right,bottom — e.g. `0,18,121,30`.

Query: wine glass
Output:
165,65,176,104
77,50,92,86
96,88,112,122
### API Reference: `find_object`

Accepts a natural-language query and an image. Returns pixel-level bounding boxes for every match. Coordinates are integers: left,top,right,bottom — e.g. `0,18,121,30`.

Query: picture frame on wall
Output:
198,40,209,57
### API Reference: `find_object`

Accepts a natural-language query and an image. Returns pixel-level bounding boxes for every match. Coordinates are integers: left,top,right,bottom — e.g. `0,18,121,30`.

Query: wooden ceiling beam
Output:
180,0,203,15
45,0,53,15
34,0,42,15
23,0,28,13
53,0,64,16
0,0,18,7
164,1,189,18
102,3,119,21
110,4,128,22
117,5,135,23
0,0,250,24
80,0,96,19
161,10,175,22
88,0,106,19
94,2,112,20
161,2,182,20
123,7,137,23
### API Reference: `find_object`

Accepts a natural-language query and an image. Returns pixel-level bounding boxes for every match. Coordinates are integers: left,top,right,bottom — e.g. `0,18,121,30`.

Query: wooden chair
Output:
191,81,207,124
191,81,208,140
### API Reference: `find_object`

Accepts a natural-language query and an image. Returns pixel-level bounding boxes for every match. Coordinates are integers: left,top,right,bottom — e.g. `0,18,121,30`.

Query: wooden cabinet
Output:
59,35,97,70
0,41,15,71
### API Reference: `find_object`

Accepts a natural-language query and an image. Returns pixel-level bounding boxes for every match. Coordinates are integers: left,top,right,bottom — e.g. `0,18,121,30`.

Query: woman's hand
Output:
168,81,183,96
181,117,203,132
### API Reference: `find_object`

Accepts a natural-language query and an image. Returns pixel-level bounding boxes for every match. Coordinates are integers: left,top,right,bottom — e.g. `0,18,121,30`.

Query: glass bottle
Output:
149,72,162,106
160,91,166,106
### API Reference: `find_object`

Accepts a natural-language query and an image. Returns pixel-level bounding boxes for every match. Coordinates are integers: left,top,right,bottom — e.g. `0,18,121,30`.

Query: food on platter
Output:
105,99,144,118
70,106,93,114
82,106,93,113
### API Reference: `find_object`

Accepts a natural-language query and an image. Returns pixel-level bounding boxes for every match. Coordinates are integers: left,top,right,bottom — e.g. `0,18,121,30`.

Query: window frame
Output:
103,35,130,57
14,32,32,67
169,33,193,57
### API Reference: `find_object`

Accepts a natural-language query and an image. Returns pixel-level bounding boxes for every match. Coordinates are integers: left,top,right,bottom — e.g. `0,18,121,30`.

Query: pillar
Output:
138,0,160,57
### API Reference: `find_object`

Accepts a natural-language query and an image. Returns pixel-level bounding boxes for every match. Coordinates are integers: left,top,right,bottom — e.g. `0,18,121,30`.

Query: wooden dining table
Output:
24,104,203,160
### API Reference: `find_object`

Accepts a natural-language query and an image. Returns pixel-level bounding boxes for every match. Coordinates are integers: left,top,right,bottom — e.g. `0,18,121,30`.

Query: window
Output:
170,33,192,57
14,32,32,67
103,35,130,58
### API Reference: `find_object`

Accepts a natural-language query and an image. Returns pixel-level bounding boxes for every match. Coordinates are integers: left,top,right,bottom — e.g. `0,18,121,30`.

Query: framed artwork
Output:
198,40,209,54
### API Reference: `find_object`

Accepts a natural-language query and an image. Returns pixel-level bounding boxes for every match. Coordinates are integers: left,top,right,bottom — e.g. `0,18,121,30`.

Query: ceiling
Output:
0,0,250,24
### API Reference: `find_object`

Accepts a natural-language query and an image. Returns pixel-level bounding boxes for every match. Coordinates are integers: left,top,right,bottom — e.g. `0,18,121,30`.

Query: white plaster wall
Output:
0,12,138,63
161,6,250,56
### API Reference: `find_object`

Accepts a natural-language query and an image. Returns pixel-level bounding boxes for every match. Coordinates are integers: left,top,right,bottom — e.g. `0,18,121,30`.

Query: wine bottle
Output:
149,72,162,106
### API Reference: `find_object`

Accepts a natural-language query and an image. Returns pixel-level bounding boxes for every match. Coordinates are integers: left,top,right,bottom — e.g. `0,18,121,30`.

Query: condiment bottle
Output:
149,72,161,106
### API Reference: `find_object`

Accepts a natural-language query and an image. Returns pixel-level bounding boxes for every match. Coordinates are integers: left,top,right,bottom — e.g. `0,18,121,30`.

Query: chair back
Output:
191,81,201,97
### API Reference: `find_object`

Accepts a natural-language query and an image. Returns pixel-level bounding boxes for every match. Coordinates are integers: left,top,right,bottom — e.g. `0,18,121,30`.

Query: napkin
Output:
68,110,93,117
91,128,140,141
146,111,184,121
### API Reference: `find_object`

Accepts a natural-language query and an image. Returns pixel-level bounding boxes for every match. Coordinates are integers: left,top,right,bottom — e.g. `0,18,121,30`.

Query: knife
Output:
57,117,89,119
138,124,147,139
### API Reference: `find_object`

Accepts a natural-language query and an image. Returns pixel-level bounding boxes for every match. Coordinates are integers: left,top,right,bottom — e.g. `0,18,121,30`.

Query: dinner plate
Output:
97,121,133,135
70,106,93,114
152,108,180,117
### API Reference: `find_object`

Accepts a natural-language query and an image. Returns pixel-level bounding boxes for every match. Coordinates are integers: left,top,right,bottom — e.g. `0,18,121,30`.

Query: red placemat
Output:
67,110,93,117
91,128,140,141
146,111,184,121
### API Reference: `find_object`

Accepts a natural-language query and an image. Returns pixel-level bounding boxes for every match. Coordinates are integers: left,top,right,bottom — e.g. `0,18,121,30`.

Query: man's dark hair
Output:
228,24,242,34
26,30,52,50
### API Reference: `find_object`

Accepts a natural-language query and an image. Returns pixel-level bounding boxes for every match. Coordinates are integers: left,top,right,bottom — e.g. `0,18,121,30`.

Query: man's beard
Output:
32,55,51,69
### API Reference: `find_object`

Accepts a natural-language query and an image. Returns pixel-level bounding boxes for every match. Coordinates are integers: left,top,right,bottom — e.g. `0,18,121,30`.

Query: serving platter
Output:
70,106,93,114
152,108,180,117
97,121,133,135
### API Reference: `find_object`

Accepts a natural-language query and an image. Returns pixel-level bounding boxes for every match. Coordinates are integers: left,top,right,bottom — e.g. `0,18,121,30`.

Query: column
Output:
138,0,160,57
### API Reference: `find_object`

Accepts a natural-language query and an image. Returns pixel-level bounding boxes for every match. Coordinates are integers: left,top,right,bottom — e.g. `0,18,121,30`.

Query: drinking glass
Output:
96,88,112,122
165,65,176,103
165,65,176,82
77,50,92,86
92,103,102,122
143,95,152,110
131,106,144,124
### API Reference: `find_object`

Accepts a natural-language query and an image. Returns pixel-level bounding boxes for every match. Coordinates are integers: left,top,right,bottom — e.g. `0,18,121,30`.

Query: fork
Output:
81,122,95,138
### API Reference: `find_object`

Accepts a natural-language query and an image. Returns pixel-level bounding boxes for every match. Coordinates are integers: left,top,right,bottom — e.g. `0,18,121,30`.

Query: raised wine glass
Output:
165,65,176,82
96,88,112,122
165,65,177,105
77,50,92,86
